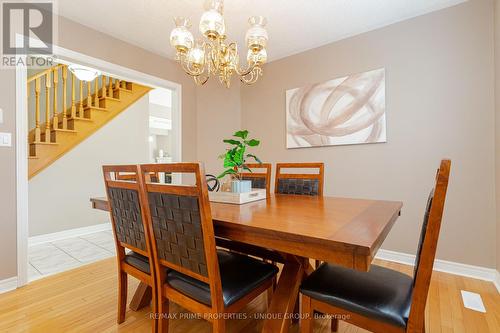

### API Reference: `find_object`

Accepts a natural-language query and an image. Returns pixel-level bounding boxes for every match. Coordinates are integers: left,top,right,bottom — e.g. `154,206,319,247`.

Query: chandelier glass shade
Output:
169,0,268,88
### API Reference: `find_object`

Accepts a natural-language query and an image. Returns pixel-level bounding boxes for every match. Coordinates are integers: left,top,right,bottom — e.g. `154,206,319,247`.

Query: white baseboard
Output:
494,271,500,293
0,277,18,294
376,249,500,293
29,223,111,247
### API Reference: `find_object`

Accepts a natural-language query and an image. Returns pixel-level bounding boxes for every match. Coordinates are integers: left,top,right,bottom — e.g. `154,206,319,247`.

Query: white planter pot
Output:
231,180,252,193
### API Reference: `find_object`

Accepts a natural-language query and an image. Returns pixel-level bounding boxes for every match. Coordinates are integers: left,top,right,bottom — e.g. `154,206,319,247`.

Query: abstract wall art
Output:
286,68,386,148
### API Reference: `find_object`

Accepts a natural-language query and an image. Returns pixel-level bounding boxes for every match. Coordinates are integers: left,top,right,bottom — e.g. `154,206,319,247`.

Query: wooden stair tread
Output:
84,106,107,111
67,116,93,122
51,128,77,133
100,96,120,102
31,141,58,146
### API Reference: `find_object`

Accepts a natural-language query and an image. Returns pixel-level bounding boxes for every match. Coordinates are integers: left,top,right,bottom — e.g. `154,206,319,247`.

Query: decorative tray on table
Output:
208,189,267,205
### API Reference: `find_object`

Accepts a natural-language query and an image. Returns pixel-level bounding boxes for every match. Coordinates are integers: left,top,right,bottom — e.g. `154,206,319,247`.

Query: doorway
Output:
16,45,182,287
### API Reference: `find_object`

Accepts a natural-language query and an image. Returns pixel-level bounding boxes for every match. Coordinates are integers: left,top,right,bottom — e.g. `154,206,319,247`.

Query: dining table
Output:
90,193,402,333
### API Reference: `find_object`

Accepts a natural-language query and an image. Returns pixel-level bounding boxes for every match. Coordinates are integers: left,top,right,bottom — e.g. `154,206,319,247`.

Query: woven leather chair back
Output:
138,163,220,284
275,163,324,196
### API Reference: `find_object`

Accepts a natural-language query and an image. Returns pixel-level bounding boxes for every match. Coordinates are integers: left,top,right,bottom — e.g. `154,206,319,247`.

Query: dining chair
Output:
275,162,324,196
137,162,279,333
102,165,157,332
275,162,324,269
241,162,272,196
115,171,160,182
299,159,451,333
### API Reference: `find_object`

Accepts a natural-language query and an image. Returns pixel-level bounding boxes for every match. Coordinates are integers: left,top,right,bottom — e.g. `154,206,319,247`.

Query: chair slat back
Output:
240,163,272,195
103,165,152,258
138,163,223,308
275,162,324,196
407,159,451,332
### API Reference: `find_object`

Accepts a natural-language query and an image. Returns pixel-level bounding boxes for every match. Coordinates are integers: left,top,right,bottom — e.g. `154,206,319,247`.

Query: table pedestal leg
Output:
262,255,305,333
129,282,152,311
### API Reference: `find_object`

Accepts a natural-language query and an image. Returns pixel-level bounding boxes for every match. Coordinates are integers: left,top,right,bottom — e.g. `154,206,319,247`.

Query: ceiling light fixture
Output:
169,0,268,88
68,64,101,82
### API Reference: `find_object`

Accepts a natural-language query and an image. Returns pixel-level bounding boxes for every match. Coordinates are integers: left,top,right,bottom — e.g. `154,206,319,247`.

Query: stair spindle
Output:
87,81,92,109
79,80,84,118
94,77,99,107
44,71,51,142
114,78,120,90
101,76,107,99
34,78,41,142
70,73,76,119
61,66,68,129
108,76,113,97
52,67,59,130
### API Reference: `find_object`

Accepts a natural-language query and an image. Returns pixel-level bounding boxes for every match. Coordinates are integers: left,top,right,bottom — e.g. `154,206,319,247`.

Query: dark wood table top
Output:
91,194,402,271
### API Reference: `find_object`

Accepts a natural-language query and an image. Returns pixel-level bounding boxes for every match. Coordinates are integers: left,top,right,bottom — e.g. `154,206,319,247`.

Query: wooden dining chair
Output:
300,159,451,333
137,162,279,333
275,162,324,269
115,171,160,182
240,163,272,196
102,165,157,332
275,162,324,196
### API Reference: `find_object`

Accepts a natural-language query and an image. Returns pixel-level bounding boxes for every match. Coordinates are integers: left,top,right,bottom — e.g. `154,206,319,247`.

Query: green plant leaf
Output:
233,130,249,139
242,165,252,173
233,146,245,165
223,154,237,168
223,139,241,146
246,154,262,163
217,168,237,179
246,139,260,147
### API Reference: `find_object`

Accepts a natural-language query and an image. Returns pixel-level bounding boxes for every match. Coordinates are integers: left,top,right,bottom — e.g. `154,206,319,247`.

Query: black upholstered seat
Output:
167,250,279,307
300,263,413,329
124,251,151,274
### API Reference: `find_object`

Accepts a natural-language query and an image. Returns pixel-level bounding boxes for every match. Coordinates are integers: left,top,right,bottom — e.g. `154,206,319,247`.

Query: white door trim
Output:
16,42,183,288
15,34,29,288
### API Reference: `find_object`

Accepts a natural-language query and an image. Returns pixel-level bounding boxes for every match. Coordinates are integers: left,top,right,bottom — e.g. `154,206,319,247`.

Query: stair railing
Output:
27,64,121,144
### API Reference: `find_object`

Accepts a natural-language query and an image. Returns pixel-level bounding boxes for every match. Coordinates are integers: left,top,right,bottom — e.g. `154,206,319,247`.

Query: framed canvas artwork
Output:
286,68,386,148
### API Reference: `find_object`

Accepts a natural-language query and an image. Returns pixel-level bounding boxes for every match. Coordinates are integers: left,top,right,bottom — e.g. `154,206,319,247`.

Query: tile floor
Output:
28,230,116,281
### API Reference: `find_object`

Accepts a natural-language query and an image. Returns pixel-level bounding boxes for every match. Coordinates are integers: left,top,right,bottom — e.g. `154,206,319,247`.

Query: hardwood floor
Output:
0,258,498,332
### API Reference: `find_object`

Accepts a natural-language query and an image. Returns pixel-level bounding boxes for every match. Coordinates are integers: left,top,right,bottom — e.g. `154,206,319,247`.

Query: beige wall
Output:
0,16,198,279
0,69,18,280
496,0,500,271
196,80,241,176
241,0,497,268
29,96,150,236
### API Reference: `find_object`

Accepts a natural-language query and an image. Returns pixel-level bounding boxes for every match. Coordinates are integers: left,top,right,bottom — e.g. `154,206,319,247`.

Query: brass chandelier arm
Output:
240,66,262,85
227,42,258,77
178,53,206,77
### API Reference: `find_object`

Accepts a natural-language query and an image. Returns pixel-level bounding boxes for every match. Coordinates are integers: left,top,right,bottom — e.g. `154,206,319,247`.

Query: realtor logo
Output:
2,1,53,55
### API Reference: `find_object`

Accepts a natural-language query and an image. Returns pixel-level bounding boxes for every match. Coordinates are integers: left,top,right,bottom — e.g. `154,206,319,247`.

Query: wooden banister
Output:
52,67,59,130
61,66,68,129
94,77,99,106
34,78,41,142
44,71,51,142
71,72,76,118
79,80,84,117
27,64,64,83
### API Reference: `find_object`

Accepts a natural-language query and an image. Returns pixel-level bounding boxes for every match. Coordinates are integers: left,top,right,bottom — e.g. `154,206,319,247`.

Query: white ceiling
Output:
57,0,465,62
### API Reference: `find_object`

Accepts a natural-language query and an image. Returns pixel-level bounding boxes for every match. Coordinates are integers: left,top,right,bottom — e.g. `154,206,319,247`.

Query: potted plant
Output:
217,130,261,193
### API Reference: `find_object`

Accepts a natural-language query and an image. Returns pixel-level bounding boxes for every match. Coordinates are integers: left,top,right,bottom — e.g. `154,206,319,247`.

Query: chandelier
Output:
169,0,268,88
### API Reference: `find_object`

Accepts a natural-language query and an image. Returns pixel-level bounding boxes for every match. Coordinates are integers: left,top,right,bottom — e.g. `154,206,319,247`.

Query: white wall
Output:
29,95,150,236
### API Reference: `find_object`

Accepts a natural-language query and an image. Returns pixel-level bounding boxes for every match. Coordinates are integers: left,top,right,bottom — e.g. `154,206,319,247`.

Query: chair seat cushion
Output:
124,251,150,274
300,263,413,329
166,250,279,307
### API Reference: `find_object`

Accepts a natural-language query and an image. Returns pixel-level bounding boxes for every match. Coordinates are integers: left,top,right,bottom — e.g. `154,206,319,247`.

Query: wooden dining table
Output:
90,194,402,333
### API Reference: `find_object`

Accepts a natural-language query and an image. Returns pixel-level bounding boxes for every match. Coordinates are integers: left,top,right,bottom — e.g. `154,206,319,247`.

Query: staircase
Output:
27,64,152,179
